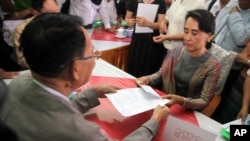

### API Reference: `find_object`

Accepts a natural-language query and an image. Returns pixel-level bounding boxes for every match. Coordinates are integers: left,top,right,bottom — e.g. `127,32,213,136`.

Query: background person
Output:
214,40,250,124
208,0,250,121
126,0,167,77
153,0,207,51
13,0,59,69
69,0,116,32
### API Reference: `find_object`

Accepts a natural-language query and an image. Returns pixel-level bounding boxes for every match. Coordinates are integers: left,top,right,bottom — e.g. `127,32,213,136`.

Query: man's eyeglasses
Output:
59,49,102,68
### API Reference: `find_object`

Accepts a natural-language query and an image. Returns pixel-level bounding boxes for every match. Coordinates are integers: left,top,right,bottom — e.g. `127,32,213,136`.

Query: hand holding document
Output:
220,114,250,140
135,3,159,33
105,85,169,116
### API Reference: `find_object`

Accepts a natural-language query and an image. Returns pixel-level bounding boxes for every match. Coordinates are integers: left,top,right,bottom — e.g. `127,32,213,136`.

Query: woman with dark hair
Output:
136,9,221,110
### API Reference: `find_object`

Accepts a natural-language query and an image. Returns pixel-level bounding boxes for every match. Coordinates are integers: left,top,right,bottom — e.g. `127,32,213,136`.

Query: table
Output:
86,59,226,141
3,59,225,141
88,29,130,71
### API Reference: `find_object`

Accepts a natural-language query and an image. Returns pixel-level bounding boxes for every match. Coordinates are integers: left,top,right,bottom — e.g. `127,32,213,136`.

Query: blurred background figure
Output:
113,0,127,28
0,0,33,20
165,0,172,10
69,0,116,32
126,0,167,77
208,0,250,122
153,0,207,51
13,0,59,69
214,40,250,124
0,9,21,74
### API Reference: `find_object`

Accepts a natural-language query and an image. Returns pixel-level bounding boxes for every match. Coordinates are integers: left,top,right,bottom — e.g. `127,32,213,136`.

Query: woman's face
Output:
183,17,211,52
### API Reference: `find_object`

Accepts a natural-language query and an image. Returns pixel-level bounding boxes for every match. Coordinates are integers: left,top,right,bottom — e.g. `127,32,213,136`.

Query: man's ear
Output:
70,61,80,81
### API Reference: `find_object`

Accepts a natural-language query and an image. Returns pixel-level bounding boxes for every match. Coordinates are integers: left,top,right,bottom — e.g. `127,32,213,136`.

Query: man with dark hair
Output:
0,13,169,141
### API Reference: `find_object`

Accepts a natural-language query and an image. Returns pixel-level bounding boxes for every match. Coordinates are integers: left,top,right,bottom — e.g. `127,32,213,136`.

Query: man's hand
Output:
151,105,170,123
94,84,121,98
230,6,239,14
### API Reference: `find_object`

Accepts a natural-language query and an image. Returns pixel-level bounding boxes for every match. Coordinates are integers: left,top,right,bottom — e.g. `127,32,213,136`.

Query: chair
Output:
201,43,238,117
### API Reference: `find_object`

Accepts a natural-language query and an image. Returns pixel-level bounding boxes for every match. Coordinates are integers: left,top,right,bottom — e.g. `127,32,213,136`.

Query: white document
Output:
163,116,217,141
222,114,250,133
105,85,168,116
135,3,159,33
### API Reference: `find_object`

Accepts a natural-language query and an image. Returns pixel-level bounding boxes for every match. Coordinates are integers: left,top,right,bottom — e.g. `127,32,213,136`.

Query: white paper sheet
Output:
105,85,168,116
222,114,250,133
163,116,217,141
135,3,159,33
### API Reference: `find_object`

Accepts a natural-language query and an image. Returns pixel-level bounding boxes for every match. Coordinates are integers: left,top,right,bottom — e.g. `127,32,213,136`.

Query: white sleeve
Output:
247,68,250,76
99,0,111,29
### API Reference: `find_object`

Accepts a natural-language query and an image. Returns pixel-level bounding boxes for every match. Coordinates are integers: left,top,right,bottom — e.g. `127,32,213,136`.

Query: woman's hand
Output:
159,20,168,34
153,34,169,44
230,6,239,14
161,94,185,106
126,18,136,27
136,16,148,27
237,106,249,124
135,76,150,86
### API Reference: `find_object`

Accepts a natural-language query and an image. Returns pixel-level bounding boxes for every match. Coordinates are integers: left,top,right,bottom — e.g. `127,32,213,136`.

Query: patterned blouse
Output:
147,46,221,110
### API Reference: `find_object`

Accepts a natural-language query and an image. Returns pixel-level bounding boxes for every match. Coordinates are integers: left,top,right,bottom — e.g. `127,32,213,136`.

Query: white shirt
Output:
247,68,250,76
208,0,238,43
69,0,111,29
33,79,70,103
56,0,67,10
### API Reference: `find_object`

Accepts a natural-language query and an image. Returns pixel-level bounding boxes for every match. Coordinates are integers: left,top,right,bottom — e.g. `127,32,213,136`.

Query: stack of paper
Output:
105,85,168,116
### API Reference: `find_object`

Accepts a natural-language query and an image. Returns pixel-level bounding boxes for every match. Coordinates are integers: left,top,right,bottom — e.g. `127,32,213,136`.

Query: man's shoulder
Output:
9,72,33,88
